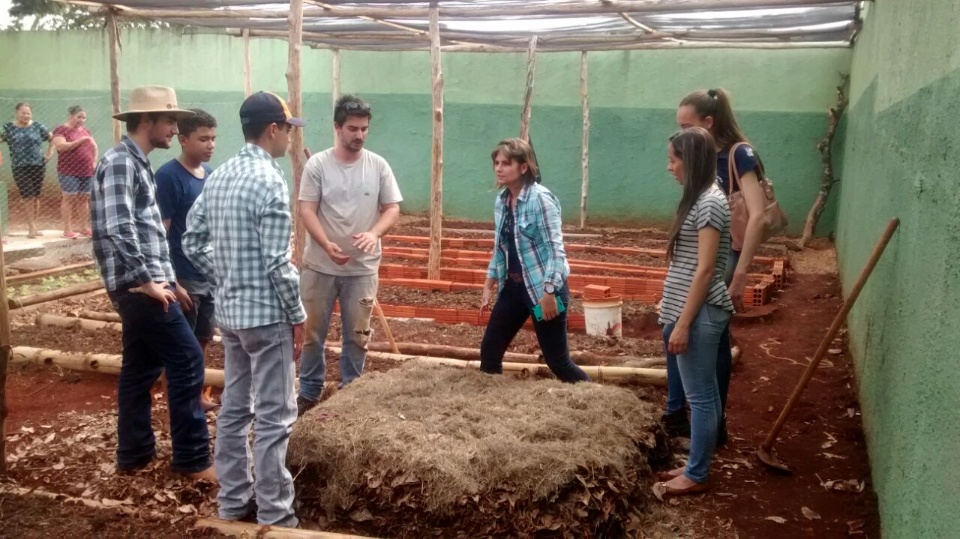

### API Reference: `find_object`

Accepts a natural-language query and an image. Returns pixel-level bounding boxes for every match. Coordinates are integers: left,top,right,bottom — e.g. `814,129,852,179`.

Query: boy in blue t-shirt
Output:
155,108,218,411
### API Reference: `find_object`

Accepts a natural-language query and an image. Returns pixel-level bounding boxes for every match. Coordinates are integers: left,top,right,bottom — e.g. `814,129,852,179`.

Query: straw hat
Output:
112,86,195,121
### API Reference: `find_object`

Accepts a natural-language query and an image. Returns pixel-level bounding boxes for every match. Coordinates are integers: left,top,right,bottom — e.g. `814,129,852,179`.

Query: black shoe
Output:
297,396,318,417
661,411,691,438
239,500,259,523
717,415,728,447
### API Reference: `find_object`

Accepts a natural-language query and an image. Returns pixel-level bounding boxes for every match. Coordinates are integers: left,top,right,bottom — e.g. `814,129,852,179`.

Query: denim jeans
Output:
663,303,731,483
666,249,740,417
480,279,591,383
298,268,379,401
216,323,298,527
109,287,210,473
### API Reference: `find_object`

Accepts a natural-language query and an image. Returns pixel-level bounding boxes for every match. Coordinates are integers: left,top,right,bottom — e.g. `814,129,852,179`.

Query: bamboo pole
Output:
8,281,103,310
519,36,538,142
37,314,222,343
427,5,444,281
106,9,122,144
112,1,852,20
331,48,340,145
11,347,225,388
327,346,667,385
11,289,107,316
242,28,253,97
287,0,307,267
579,50,590,229
196,517,377,539
12,345,665,387
359,341,671,366
5,261,95,285
79,310,120,323
0,225,11,473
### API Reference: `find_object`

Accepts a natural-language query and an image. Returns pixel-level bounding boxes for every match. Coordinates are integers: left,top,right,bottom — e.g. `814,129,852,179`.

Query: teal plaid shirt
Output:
487,183,570,305
182,144,306,330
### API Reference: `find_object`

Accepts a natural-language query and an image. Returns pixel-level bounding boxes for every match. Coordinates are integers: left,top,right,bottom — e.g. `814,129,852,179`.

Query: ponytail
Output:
679,88,749,151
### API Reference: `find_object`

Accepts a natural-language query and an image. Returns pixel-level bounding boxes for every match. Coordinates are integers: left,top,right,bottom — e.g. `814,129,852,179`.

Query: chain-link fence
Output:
0,95,116,240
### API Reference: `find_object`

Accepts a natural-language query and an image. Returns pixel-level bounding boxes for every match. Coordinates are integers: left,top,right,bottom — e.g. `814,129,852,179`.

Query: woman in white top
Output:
654,127,734,498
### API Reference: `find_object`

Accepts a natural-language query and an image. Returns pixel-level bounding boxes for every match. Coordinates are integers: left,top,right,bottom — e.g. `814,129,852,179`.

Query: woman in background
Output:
1,102,53,238
52,105,97,238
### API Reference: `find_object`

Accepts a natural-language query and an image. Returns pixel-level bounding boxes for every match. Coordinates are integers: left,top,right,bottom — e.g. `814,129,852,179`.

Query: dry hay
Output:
289,363,672,538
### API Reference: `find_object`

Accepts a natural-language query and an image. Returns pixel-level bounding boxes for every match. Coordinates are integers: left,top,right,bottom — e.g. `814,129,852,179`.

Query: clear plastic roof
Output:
65,1,862,51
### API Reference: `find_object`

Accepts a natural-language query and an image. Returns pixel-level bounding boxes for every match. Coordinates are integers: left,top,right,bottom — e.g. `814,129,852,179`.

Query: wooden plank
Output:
287,0,307,267
579,50,590,228
427,5,444,280
519,36,537,141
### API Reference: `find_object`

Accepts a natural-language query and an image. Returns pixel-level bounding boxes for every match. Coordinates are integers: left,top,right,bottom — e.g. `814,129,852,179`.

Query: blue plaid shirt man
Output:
91,136,176,291
182,143,306,330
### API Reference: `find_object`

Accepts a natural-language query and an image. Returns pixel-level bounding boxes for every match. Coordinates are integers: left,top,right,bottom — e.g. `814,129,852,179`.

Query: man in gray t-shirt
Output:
296,95,402,415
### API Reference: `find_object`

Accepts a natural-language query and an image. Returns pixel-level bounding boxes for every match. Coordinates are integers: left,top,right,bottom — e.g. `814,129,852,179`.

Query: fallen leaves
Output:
817,475,866,493
765,516,787,524
801,506,821,520
821,432,838,449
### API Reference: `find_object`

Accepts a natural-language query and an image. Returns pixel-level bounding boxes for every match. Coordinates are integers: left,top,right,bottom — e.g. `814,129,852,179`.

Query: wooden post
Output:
287,0,307,266
0,234,11,473
107,10,122,144
242,28,253,97
331,48,341,144
519,36,538,141
579,51,590,229
427,5,444,281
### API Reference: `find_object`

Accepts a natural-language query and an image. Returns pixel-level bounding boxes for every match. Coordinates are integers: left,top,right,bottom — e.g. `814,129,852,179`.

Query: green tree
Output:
9,0,101,30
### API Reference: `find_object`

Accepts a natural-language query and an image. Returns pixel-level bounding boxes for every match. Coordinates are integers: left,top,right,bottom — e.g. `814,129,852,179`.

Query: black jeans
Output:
480,279,590,383
109,286,211,473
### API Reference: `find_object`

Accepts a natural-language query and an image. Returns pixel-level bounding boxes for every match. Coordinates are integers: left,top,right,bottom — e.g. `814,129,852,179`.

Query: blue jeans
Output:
480,279,591,383
109,286,210,473
664,304,731,483
298,268,379,401
666,249,740,417
216,323,298,527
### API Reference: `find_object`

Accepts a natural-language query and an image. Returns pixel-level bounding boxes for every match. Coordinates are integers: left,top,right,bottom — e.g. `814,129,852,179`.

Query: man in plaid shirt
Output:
182,92,306,527
91,86,214,480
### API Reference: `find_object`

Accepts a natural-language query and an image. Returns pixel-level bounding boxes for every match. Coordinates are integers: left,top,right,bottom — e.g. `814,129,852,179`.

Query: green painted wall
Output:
0,29,849,233
836,2,960,537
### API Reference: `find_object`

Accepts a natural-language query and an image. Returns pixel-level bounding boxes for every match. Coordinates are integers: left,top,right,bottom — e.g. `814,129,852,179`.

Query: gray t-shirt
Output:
659,183,735,325
299,148,402,276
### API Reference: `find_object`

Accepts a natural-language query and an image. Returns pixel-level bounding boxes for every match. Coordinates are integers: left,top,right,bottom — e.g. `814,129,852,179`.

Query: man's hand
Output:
324,240,350,265
538,293,559,321
293,322,305,362
136,281,177,312
174,283,194,312
480,285,493,314
352,231,379,255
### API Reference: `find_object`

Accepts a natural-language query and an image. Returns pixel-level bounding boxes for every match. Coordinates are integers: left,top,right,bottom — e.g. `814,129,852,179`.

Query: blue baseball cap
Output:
239,91,305,128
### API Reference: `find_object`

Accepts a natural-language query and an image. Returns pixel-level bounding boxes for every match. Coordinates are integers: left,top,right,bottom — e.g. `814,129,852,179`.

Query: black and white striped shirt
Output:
659,184,734,324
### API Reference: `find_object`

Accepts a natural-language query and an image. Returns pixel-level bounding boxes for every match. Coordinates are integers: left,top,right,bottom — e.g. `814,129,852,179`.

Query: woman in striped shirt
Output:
479,138,590,383
654,127,734,498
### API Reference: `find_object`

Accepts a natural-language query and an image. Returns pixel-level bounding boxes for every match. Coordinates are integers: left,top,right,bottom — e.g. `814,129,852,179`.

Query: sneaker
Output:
297,395,318,417
661,410,691,438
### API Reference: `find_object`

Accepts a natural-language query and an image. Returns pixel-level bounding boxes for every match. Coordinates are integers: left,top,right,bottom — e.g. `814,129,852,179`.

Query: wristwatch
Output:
544,284,556,295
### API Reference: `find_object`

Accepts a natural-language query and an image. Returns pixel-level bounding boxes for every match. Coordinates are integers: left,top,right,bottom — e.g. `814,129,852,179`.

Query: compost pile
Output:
289,363,670,538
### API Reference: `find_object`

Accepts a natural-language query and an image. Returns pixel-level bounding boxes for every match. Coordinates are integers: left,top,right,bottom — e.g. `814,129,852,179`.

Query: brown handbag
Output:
726,142,788,251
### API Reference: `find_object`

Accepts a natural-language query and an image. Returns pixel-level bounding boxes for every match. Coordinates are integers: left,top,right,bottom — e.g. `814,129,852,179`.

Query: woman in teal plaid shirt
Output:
479,138,590,383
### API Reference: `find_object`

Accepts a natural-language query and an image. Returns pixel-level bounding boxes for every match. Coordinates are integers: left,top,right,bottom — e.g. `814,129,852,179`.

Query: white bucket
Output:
582,297,623,338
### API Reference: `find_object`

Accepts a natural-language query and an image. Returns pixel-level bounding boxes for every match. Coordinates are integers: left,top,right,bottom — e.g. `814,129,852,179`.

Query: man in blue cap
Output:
183,91,306,527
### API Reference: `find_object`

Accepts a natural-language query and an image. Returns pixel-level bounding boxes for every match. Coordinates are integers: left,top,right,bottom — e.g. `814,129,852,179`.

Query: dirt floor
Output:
0,230,878,538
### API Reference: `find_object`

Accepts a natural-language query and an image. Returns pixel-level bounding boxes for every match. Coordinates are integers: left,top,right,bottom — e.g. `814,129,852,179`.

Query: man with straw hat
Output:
91,85,215,481
183,91,306,526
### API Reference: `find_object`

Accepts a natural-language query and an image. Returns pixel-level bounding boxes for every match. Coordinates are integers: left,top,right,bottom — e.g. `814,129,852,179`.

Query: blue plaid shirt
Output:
182,144,306,331
487,183,570,304
91,137,176,292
